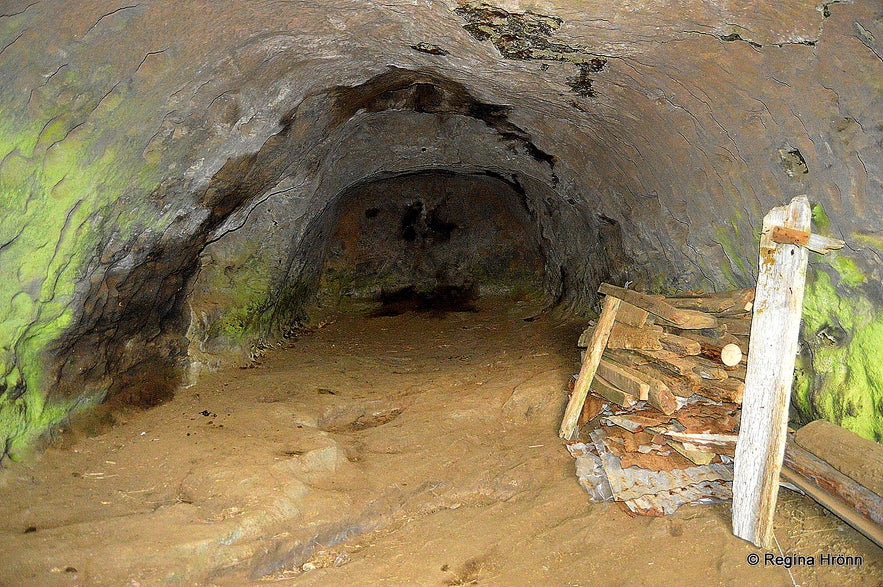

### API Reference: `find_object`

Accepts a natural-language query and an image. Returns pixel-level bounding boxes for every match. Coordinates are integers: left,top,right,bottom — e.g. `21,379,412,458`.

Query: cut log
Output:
691,357,729,381
733,195,812,549
770,226,845,254
695,377,745,404
793,420,883,495
607,322,663,350
647,382,678,415
718,316,752,336
659,333,701,356
590,374,637,408
667,288,755,313
598,283,718,329
616,301,650,327
560,295,621,439
597,358,650,401
672,330,744,366
724,362,747,381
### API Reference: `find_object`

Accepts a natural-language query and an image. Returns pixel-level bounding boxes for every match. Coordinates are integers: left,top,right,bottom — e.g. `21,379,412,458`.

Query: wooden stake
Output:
560,295,621,439
732,196,811,549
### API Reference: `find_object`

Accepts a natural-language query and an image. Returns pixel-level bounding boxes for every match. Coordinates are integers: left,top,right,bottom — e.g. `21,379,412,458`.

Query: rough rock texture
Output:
0,0,881,456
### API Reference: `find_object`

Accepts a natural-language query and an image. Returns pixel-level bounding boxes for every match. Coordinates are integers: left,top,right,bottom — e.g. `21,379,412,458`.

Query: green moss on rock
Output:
794,264,883,442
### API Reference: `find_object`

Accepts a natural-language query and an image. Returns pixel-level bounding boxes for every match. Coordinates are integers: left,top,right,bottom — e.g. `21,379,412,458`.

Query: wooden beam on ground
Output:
783,439,883,526
782,437,883,548
732,195,812,549
793,420,883,494
560,295,621,440
598,283,718,329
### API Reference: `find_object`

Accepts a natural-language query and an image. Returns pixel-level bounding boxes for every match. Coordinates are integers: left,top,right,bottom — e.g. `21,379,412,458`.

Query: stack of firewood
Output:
565,283,756,516
577,284,753,415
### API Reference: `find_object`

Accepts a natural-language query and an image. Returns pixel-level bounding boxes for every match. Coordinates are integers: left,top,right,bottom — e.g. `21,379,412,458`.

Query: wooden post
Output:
560,295,621,439
732,196,811,549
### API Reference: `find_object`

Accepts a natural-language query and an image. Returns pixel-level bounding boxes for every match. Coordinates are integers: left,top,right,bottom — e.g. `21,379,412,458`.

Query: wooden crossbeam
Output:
770,225,845,254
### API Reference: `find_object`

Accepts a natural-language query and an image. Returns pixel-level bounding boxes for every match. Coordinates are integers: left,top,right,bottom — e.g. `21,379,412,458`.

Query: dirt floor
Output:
0,299,880,586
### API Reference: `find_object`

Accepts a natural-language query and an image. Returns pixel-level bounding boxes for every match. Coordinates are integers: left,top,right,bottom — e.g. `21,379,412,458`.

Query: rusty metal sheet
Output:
624,480,733,516
590,428,733,501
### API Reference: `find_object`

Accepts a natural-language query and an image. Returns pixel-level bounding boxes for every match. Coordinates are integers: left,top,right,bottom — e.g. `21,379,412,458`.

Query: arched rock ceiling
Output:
0,0,881,454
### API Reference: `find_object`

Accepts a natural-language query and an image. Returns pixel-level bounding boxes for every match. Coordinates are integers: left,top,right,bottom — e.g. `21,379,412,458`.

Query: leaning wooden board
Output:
732,196,811,549
560,295,621,439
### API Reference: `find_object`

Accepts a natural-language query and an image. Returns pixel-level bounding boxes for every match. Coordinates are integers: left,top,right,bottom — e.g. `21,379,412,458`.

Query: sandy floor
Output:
1,300,880,586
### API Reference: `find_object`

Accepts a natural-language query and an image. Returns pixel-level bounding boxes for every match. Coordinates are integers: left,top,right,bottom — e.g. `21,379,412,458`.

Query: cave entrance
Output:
313,171,548,317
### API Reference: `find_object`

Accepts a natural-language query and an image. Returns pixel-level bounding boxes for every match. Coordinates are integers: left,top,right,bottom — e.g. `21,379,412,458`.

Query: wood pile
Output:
564,283,755,516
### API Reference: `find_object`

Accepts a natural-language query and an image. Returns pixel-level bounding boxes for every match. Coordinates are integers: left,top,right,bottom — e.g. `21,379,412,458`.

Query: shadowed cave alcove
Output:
0,1,881,584
314,171,549,308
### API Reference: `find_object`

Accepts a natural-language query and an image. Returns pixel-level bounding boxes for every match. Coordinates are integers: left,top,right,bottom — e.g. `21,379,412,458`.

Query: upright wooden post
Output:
732,196,811,548
559,294,621,440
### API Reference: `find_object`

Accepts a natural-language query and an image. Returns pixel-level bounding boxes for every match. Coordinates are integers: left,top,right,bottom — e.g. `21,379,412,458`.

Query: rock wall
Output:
0,0,880,458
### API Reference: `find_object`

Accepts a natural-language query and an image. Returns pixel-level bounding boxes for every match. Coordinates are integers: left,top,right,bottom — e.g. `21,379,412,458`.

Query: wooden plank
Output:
793,420,883,495
597,358,650,400
590,373,637,408
732,195,811,549
616,301,650,327
659,333,701,356
666,289,755,313
578,322,662,349
770,225,845,254
695,377,745,404
560,295,621,439
607,322,663,350
598,283,718,329
718,316,752,336
667,440,715,465
600,355,677,413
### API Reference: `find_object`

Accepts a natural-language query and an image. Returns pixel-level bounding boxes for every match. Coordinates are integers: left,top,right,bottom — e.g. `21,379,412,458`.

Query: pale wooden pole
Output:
732,195,811,548
559,294,621,440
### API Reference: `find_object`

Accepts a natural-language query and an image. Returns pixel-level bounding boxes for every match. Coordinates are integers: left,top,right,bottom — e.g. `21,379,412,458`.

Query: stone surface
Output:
0,0,881,454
